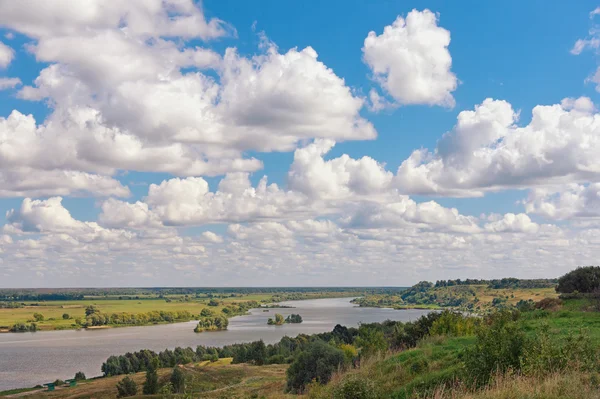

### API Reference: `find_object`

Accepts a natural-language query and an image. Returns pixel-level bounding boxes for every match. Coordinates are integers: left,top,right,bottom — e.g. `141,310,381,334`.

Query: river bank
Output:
0,297,431,391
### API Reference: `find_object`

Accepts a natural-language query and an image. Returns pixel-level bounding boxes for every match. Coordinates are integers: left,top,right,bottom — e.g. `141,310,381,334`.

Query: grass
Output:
0,294,281,331
308,336,474,399
430,372,600,399
0,291,363,331
8,358,291,399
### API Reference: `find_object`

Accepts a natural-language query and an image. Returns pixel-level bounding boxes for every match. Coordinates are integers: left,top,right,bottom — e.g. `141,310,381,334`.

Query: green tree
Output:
142,358,159,395
200,308,213,317
356,325,387,358
286,341,345,393
74,371,86,380
85,305,99,316
62,313,70,320
170,366,185,393
116,376,137,398
33,312,44,322
557,266,600,293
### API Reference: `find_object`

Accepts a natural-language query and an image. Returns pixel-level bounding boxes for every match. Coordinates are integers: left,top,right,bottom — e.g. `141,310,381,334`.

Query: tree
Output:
142,358,159,394
33,312,44,322
249,340,267,365
285,314,303,323
356,325,387,358
170,366,185,393
557,266,600,293
85,305,99,317
200,308,213,317
62,313,70,320
275,313,284,325
286,341,345,393
74,371,86,381
116,376,137,398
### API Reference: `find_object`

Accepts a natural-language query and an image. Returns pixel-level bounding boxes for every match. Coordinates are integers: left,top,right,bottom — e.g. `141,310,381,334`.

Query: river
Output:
0,297,432,390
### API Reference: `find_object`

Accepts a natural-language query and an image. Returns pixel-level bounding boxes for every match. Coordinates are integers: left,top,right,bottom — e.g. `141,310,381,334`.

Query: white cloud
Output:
0,41,13,68
524,184,600,220
484,213,539,234
0,0,232,40
363,9,457,107
571,8,600,90
0,77,21,90
395,97,600,196
288,139,393,200
0,2,376,197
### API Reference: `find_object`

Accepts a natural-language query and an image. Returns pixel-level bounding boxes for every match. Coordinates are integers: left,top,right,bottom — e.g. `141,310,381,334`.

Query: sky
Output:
0,1,600,287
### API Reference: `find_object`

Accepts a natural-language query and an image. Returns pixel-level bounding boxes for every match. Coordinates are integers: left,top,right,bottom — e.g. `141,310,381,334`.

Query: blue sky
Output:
0,1,599,286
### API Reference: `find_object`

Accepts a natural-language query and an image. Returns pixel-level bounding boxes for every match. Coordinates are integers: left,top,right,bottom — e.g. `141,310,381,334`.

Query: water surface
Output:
0,297,431,390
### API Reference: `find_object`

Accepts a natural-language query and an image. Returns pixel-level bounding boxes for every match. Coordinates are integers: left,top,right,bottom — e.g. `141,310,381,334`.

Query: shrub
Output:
522,323,598,376
33,312,44,321
535,297,562,311
286,341,345,393
62,313,70,320
332,375,381,399
74,371,86,380
116,376,137,398
463,310,526,386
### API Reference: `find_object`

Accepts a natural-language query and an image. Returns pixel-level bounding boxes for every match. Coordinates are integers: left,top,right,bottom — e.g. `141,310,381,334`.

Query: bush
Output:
286,341,345,393
535,297,562,311
116,376,137,398
62,313,70,320
557,266,600,293
522,323,598,376
463,310,526,386
33,312,44,321
332,375,381,399
74,371,86,380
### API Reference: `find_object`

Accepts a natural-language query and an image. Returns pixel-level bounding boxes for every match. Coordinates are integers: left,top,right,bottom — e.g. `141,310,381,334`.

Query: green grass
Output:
0,296,276,331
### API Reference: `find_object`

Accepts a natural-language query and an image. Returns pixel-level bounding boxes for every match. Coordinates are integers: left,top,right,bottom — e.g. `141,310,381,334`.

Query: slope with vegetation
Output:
352,278,558,313
7,267,600,398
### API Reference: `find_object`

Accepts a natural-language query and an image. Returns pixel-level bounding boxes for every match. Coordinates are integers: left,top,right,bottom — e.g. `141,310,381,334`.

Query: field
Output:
0,359,291,399
0,296,272,331
0,288,370,331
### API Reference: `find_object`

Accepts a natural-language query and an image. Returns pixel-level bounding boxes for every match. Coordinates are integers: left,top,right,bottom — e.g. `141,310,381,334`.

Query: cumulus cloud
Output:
0,0,232,40
484,213,539,234
0,1,375,197
524,184,600,220
363,9,457,107
395,97,600,196
288,139,393,200
0,41,13,68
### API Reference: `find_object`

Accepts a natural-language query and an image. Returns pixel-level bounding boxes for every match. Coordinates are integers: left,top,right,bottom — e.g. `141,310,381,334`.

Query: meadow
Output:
0,288,380,331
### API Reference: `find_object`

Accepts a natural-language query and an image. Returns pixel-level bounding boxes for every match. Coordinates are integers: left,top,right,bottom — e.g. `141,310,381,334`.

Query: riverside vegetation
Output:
0,287,392,332
6,267,600,398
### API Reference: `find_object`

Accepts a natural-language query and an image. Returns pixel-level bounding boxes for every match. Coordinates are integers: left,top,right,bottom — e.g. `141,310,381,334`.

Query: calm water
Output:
0,297,431,390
